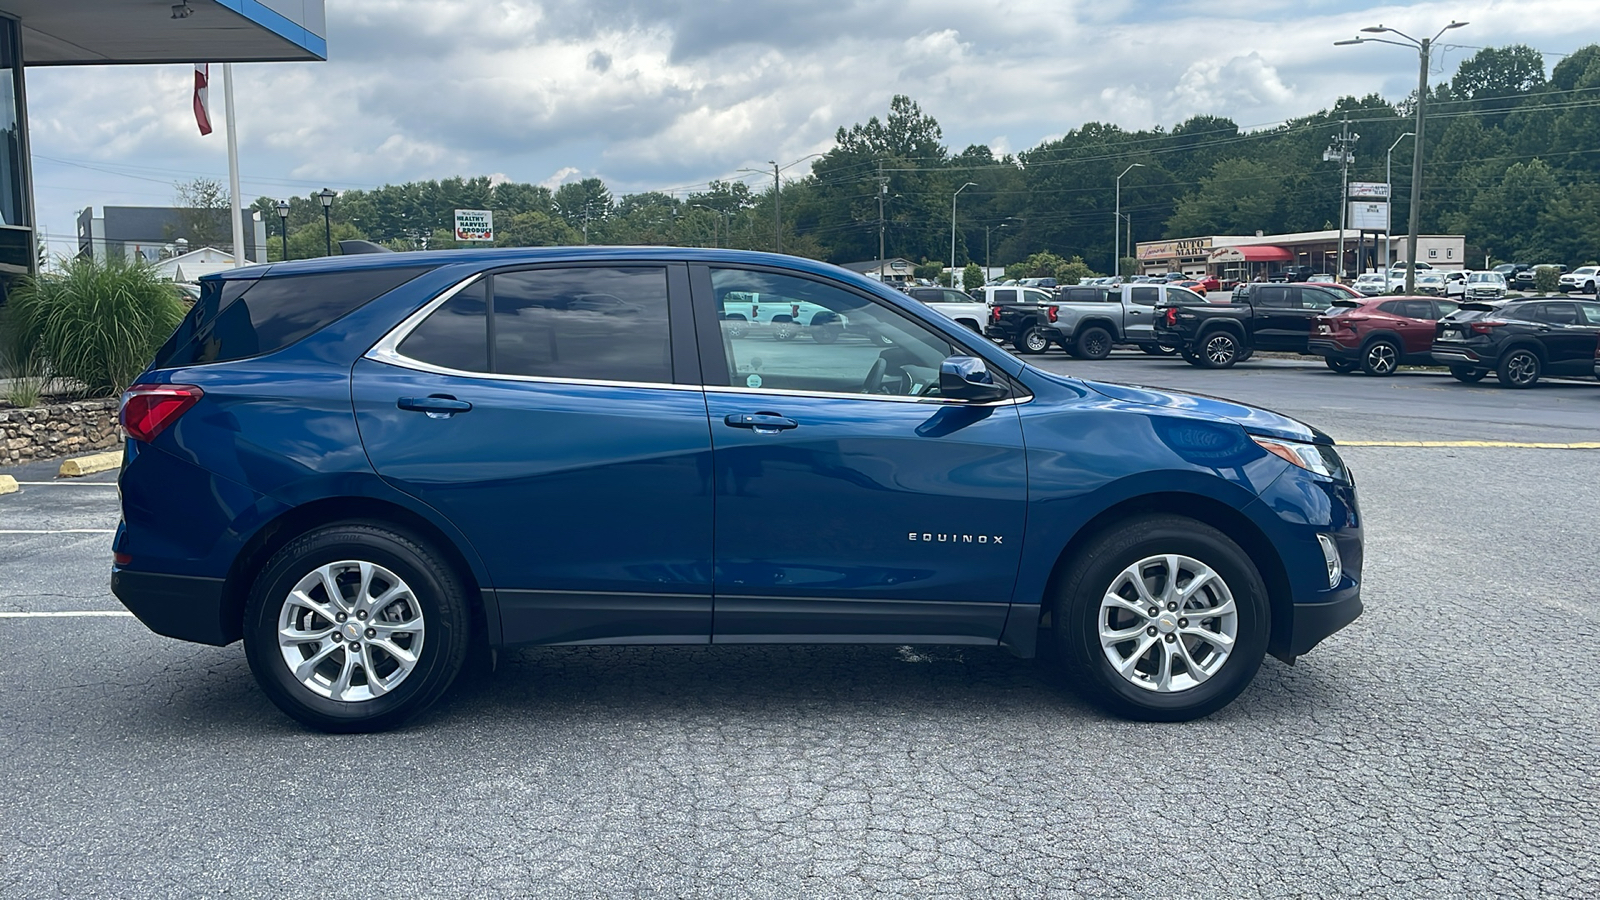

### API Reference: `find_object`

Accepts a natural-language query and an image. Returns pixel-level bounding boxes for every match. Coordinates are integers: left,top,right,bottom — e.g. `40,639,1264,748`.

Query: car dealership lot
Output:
2,362,1598,897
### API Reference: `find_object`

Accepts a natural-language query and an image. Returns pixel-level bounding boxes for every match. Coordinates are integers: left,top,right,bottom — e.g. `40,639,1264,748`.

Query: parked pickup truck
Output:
1048,283,1209,359
1155,282,1357,368
980,285,1063,354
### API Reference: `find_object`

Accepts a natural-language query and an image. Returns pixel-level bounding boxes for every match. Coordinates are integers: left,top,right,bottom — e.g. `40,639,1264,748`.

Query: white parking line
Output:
0,611,133,618
0,529,117,534
11,481,118,486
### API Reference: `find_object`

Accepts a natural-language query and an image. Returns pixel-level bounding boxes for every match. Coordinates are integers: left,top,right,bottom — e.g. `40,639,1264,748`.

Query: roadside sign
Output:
454,209,494,242
1348,182,1390,199
1349,201,1388,231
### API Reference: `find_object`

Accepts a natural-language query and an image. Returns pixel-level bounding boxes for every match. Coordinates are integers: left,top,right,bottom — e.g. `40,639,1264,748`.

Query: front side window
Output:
1578,303,1600,326
712,268,957,398
1535,302,1579,326
1130,286,1159,305
395,266,671,384
1255,286,1292,308
1166,287,1205,305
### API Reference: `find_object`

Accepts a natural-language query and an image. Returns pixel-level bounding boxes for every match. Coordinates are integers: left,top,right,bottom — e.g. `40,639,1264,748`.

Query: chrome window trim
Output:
364,272,698,393
706,385,1027,407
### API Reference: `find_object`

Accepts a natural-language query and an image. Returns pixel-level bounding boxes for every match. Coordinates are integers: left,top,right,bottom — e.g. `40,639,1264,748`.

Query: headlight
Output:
1252,435,1348,481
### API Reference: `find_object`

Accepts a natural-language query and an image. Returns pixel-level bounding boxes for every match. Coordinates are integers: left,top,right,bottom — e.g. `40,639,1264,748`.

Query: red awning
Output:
1233,245,1293,262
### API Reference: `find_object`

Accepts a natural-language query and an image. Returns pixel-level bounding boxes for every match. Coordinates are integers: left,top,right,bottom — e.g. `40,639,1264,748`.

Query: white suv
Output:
1559,266,1598,295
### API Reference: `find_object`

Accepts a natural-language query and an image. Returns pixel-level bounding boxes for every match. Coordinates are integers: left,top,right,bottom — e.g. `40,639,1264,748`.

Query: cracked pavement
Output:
1,362,1598,897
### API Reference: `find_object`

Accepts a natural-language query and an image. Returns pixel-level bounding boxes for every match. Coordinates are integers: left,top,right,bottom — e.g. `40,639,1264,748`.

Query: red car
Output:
1309,295,1459,376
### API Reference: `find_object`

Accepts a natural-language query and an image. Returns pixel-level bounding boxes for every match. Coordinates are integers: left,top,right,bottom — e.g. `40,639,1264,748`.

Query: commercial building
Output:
1137,230,1466,282
77,205,268,268
0,0,327,278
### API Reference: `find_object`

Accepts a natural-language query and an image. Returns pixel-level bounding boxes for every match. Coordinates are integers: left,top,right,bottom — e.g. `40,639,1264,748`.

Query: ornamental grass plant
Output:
5,257,185,398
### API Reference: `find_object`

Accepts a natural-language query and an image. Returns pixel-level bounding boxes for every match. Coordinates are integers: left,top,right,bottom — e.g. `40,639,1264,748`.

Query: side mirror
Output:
939,356,1009,402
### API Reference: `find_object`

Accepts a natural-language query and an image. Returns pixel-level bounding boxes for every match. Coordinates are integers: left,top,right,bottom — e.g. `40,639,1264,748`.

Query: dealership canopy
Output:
1208,245,1294,263
6,0,326,64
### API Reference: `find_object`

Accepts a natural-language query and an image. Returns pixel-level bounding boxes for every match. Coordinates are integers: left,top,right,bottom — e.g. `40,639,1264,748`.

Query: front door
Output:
353,264,714,645
693,265,1029,644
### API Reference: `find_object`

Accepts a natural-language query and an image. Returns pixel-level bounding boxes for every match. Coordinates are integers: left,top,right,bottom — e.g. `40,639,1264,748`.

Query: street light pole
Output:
740,153,823,256
317,188,336,256
1115,163,1145,278
951,182,977,285
1386,132,1415,286
985,221,1011,279
275,199,290,260
1337,20,1468,294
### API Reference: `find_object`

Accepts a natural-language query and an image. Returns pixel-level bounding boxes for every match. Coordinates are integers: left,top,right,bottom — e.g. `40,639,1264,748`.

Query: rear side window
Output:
1398,300,1434,320
1130,287,1159,305
396,266,672,384
992,289,1018,304
152,266,434,368
1255,286,1292,308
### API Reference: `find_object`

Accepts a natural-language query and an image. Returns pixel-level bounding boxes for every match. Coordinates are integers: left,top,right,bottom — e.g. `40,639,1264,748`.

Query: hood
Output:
1076,378,1332,445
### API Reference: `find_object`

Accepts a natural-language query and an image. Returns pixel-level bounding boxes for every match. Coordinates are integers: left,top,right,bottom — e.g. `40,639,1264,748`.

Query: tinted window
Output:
992,289,1018,304
1502,304,1541,322
1377,300,1405,316
492,268,671,383
1391,300,1432,320
1130,287,1159,305
1022,289,1054,304
1536,302,1579,325
1064,287,1106,302
153,266,433,368
1578,303,1600,326
943,289,978,303
1254,286,1293,308
712,268,956,397
1166,287,1205,305
397,280,488,372
1433,300,1459,318
1300,287,1341,310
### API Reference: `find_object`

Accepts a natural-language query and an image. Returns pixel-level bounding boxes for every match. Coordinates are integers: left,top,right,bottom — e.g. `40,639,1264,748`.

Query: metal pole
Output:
773,162,782,254
281,215,289,260
322,205,331,257
877,162,886,267
222,64,245,266
1386,132,1414,288
951,183,975,285
1337,120,1350,282
1406,40,1430,295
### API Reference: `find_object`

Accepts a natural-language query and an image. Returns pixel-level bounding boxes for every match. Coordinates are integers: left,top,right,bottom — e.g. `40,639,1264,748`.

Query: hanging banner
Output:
454,209,494,242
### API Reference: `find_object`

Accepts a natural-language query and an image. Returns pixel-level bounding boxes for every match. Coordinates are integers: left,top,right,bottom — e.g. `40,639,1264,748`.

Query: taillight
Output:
992,306,1003,323
1047,305,1058,323
1470,321,1505,335
1164,308,1178,326
119,384,203,443
790,303,799,318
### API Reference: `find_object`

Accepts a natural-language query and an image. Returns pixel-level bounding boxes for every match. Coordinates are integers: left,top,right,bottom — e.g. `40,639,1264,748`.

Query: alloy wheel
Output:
1098,554,1238,693
277,560,426,703
1204,335,1236,366
1505,351,1538,386
1365,342,1397,375
1024,329,1050,353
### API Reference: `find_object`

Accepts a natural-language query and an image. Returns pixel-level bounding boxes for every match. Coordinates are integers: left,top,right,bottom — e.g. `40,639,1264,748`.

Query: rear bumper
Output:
1593,359,1600,378
112,568,236,646
1432,347,1486,366
1307,338,1358,361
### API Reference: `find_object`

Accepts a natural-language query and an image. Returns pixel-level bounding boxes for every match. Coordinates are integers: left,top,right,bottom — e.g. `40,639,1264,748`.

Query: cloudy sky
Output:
25,0,1600,256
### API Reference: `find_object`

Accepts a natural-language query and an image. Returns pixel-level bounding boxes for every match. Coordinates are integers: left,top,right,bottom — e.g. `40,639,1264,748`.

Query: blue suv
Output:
113,248,1362,732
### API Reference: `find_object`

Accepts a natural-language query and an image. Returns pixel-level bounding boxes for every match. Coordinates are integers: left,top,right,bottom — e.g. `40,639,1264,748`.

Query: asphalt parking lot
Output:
2,358,1598,897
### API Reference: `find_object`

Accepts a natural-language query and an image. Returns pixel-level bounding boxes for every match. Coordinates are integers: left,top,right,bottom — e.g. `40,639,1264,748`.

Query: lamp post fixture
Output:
1115,163,1145,278
274,199,290,261
1337,20,1468,293
1385,132,1415,286
951,182,977,285
317,188,336,256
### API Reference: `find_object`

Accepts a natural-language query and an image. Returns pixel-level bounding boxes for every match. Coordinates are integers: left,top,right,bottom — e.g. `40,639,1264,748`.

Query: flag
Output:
193,64,212,136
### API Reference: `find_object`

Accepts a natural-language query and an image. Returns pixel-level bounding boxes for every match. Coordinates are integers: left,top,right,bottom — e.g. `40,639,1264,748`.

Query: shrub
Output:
962,263,983,291
1534,265,1561,294
7,257,186,397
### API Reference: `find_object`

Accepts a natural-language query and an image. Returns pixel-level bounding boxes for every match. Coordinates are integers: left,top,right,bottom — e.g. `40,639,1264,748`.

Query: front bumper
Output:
112,568,236,646
1288,591,1364,658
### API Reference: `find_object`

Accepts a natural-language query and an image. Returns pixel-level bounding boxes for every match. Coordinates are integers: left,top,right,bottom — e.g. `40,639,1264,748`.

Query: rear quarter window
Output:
152,266,434,368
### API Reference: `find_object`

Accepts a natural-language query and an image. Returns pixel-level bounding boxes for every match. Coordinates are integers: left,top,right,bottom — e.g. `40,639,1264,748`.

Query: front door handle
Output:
724,412,798,434
398,395,473,418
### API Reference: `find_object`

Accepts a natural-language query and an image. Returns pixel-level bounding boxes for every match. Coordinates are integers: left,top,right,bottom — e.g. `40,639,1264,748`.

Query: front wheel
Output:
1051,514,1269,721
243,522,472,733
1325,357,1357,374
810,321,842,344
1016,326,1052,355
1197,332,1242,368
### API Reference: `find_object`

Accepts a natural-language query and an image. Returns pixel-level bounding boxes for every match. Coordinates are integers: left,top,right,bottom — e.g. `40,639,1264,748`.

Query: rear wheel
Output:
1016,326,1052,355
1051,514,1269,721
1197,331,1241,368
1140,344,1178,356
1450,366,1487,384
1075,326,1113,360
1496,348,1541,388
243,522,472,733
1325,357,1357,374
1361,338,1400,377
723,315,748,339
771,318,798,341
1181,348,1204,367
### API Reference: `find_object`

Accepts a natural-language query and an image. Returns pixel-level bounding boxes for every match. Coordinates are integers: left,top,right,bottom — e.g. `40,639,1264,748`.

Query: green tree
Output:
962,262,983,291
1165,158,1283,237
172,178,232,250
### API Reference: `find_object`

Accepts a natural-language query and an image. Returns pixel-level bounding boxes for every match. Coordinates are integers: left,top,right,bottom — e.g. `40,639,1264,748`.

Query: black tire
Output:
1450,366,1487,384
723,315,748,339
1197,331,1241,368
1586,280,1596,294
810,321,842,344
1140,344,1178,356
771,318,798,341
243,522,472,733
1496,347,1541,388
1360,338,1401,377
1075,326,1113,360
1325,357,1357,374
1181,348,1205,367
1050,514,1269,722
1016,325,1052,355
1235,347,1254,362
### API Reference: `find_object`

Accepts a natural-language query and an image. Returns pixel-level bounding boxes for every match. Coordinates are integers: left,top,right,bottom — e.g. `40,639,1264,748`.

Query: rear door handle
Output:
398,395,473,418
724,413,798,434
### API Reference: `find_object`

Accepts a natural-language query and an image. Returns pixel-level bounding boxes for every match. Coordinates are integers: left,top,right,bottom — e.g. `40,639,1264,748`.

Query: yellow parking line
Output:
1341,441,1600,449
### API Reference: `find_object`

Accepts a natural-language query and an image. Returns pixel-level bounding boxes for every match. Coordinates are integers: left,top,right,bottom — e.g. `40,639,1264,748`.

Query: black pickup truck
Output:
1155,282,1355,368
981,285,1062,354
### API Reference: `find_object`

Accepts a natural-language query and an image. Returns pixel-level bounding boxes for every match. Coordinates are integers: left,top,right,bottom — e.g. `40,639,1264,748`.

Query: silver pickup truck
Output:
1050,283,1208,358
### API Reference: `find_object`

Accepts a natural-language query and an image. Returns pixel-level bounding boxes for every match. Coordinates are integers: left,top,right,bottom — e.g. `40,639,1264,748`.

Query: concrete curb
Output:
0,475,16,495
59,451,122,478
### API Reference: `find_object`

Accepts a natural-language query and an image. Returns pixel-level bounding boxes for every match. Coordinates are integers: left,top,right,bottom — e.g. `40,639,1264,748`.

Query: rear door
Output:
1249,285,1298,349
352,263,714,646
1539,301,1600,372
1388,299,1442,356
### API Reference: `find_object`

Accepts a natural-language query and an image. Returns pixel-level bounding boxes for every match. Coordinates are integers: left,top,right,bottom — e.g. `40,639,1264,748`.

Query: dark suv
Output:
1431,298,1600,387
113,247,1363,732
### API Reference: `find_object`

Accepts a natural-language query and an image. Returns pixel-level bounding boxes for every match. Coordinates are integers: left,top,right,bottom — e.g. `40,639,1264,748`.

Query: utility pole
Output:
1386,132,1415,284
877,162,888,268
771,161,781,253
1324,122,1358,281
